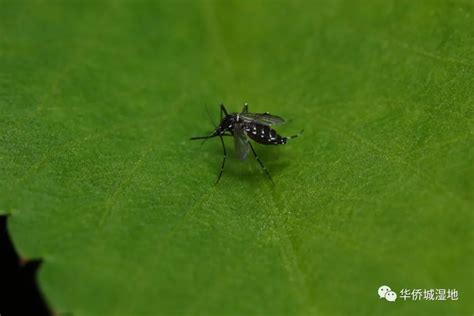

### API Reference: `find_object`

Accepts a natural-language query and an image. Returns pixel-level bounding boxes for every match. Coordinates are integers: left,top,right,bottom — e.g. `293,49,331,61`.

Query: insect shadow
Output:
191,103,302,184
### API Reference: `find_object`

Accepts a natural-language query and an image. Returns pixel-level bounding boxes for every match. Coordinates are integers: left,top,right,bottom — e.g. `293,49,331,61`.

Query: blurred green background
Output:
1,0,473,315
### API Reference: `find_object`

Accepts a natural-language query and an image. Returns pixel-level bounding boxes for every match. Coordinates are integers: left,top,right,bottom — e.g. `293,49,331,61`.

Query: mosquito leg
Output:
216,135,227,184
190,134,218,148
249,142,274,183
190,135,216,140
286,129,304,140
220,104,228,120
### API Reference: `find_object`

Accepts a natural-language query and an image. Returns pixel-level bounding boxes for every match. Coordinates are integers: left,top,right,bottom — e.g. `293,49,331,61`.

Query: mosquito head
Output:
217,114,237,133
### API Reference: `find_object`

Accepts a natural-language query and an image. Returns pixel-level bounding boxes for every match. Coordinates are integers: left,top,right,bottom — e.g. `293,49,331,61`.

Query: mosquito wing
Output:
233,125,250,160
239,112,285,126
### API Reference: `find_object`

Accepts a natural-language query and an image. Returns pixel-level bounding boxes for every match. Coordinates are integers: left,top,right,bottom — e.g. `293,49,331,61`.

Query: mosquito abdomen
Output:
243,123,288,145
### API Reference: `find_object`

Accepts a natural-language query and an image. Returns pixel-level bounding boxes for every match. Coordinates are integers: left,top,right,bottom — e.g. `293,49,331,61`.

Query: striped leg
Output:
287,129,304,140
216,135,227,184
249,142,274,183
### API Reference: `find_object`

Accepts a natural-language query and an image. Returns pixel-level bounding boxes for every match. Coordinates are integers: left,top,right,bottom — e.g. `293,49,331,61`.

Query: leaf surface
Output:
1,1,473,315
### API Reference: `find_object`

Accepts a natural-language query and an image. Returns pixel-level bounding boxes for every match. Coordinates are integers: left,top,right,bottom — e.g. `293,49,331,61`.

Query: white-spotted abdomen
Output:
242,123,288,145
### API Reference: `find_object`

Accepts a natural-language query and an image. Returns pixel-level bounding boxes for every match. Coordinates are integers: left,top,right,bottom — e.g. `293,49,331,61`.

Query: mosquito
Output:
190,103,302,184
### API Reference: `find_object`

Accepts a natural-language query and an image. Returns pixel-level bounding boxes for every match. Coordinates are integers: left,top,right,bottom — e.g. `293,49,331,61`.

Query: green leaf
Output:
1,1,473,315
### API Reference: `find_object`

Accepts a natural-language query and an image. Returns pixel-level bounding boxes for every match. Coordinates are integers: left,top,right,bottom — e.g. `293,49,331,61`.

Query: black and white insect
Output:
191,103,302,183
